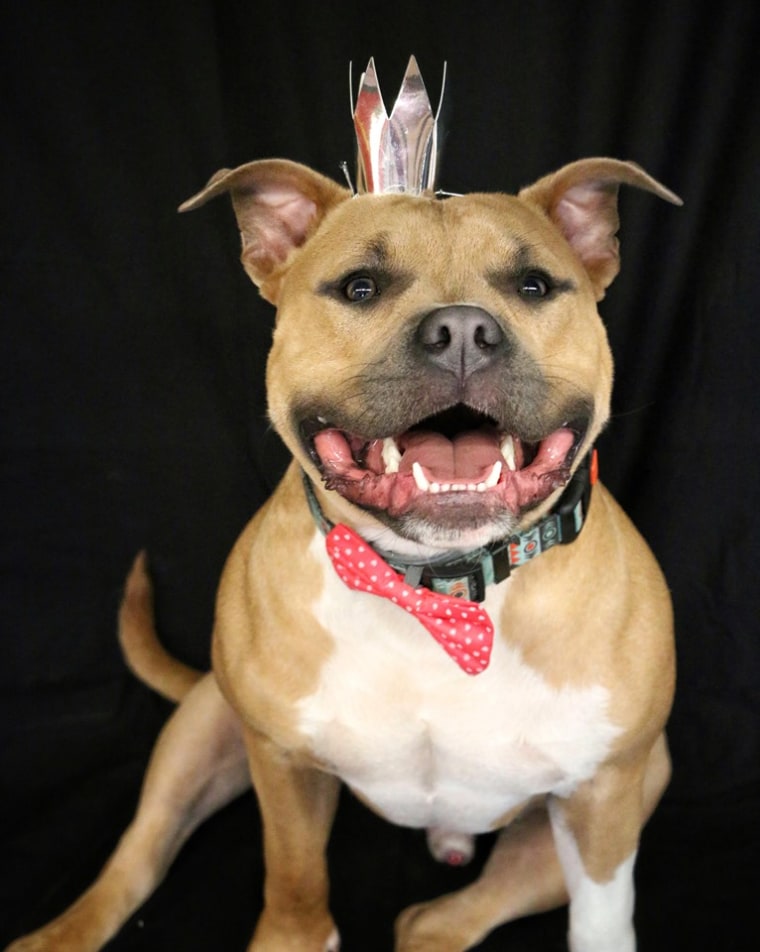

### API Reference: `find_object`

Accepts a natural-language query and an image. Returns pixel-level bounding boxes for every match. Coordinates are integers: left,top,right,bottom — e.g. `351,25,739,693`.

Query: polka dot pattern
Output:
326,524,494,675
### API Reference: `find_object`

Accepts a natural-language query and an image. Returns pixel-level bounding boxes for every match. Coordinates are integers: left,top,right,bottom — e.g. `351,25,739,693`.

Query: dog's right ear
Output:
180,159,350,303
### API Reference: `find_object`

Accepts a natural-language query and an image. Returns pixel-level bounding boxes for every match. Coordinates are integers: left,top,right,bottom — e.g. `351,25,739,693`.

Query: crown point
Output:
403,54,422,82
352,55,444,196
357,57,381,100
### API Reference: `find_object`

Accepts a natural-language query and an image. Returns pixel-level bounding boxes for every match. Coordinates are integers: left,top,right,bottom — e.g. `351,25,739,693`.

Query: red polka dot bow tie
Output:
326,524,495,675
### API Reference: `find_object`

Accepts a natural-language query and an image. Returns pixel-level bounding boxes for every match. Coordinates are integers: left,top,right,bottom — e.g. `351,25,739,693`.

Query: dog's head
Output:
181,158,679,549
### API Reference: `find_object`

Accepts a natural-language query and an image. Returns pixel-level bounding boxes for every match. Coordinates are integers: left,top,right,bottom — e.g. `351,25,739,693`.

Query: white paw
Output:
425,827,475,866
324,927,341,951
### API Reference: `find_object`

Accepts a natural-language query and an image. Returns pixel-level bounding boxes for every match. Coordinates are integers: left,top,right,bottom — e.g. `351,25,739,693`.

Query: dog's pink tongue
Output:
399,430,502,481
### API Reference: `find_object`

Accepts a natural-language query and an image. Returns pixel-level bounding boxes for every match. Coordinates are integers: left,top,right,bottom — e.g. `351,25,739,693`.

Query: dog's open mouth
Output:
303,405,585,522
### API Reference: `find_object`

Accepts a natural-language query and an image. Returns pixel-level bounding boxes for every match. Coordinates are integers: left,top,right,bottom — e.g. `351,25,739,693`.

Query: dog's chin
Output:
383,504,523,550
302,405,587,548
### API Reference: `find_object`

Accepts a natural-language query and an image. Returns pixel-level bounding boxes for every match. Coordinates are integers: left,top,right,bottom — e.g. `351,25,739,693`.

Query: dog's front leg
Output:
547,755,653,952
395,734,671,952
243,728,341,952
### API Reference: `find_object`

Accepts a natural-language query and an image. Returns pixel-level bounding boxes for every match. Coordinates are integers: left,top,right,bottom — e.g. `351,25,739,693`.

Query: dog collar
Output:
302,449,596,603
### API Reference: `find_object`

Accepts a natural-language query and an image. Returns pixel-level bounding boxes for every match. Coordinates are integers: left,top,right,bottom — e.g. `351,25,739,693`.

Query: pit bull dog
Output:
7,154,679,952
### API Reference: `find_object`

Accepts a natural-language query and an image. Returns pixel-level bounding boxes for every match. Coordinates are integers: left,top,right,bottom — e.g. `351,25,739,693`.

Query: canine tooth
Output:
484,461,502,489
382,437,402,474
500,435,516,471
476,482,487,492
412,461,430,492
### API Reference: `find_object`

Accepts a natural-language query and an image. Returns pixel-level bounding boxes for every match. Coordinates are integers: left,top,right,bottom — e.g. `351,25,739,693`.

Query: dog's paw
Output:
5,939,38,952
5,931,77,952
425,827,475,867
395,901,470,952
246,914,340,952
323,928,341,951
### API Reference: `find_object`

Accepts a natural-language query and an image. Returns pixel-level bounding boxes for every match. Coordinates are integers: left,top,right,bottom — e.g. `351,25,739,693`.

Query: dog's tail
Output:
118,551,204,703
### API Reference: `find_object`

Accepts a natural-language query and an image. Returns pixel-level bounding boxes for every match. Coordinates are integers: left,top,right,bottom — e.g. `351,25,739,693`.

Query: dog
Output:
7,153,679,952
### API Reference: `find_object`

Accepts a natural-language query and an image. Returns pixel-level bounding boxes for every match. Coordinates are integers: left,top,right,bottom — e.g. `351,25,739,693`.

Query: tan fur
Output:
6,157,679,952
118,551,202,703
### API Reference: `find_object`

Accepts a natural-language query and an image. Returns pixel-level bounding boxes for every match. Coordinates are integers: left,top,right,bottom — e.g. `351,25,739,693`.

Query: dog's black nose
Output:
416,306,505,379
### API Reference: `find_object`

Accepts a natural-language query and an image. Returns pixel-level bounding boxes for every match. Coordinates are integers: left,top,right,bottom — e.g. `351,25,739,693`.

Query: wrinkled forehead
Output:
295,191,578,280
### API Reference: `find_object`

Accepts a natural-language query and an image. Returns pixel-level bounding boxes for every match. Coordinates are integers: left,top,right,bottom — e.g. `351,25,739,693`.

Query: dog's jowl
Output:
7,59,680,952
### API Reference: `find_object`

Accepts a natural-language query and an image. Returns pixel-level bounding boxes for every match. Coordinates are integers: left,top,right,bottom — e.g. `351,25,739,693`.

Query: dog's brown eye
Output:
343,276,379,302
518,273,551,298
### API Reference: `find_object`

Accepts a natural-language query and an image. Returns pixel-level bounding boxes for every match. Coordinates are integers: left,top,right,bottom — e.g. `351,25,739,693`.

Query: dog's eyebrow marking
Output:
363,235,392,268
341,235,394,274
487,242,576,297
318,234,414,298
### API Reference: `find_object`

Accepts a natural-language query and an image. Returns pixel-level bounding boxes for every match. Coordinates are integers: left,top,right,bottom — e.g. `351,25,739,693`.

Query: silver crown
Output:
351,56,445,195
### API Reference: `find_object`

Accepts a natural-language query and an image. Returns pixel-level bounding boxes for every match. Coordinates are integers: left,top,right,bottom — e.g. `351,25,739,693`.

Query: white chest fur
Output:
296,533,621,834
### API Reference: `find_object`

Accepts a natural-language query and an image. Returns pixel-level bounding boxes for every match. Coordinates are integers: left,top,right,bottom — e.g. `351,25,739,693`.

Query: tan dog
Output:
8,156,679,952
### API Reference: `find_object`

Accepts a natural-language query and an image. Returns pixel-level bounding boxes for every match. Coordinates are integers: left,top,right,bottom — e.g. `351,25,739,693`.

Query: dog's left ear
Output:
519,158,682,300
180,159,350,303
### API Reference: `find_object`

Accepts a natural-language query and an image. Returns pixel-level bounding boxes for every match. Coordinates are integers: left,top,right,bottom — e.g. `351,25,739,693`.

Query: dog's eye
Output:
343,276,379,302
518,273,552,298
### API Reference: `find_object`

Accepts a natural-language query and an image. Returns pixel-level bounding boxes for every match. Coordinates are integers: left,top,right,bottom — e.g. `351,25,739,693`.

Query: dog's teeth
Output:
382,437,402,474
500,435,516,472
412,461,430,492
484,461,502,489
412,470,497,495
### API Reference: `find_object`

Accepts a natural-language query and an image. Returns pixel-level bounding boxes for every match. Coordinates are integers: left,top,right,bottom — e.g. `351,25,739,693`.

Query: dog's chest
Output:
296,536,621,834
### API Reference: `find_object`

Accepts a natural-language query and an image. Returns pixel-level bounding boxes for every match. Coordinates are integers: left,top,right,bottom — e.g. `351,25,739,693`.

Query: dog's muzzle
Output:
299,305,590,533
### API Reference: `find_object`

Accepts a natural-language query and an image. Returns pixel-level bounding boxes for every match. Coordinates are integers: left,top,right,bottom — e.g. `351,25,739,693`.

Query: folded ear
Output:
180,159,350,303
518,158,682,300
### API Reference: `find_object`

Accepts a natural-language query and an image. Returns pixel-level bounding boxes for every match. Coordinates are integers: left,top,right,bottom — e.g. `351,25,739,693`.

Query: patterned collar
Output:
303,450,596,603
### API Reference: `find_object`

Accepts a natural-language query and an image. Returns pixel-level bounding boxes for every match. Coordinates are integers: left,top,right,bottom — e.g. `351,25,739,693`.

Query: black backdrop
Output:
2,1,759,949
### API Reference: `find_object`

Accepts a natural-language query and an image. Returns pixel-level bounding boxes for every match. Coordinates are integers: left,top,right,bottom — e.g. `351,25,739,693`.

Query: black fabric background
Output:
1,1,758,949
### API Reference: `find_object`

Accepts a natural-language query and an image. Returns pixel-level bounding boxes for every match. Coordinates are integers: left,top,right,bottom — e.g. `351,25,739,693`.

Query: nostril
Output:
425,323,451,353
474,322,500,349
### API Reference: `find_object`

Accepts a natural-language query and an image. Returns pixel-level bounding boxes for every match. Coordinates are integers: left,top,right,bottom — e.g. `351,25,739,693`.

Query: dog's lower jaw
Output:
326,465,575,549
385,502,523,549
